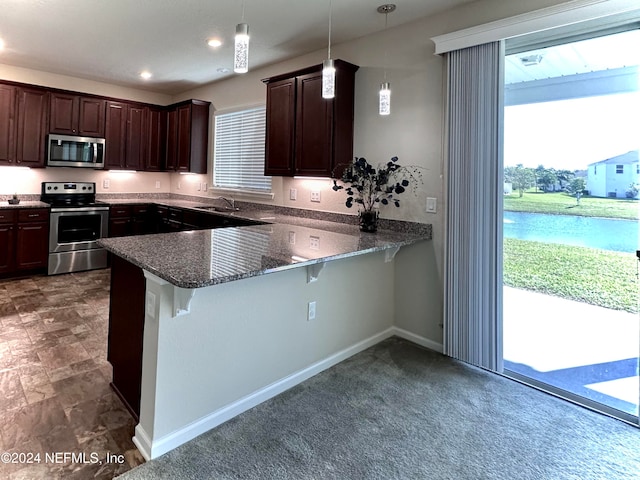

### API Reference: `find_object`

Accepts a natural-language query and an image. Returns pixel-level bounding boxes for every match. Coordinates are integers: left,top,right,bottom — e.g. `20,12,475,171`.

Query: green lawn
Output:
504,238,638,313
504,191,639,220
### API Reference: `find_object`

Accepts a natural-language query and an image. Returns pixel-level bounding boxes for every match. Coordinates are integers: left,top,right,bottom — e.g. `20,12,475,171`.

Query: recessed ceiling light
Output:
207,38,222,48
140,71,152,79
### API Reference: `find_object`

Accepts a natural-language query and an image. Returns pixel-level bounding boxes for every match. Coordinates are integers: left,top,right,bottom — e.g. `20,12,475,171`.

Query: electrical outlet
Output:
202,182,207,190
103,179,110,189
155,181,161,189
426,197,437,213
288,231,296,244
177,181,181,190
308,301,316,321
290,188,297,200
310,191,321,203
197,183,202,191
309,236,320,250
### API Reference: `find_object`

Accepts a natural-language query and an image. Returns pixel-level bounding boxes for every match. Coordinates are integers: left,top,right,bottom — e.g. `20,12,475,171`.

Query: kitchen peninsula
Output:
99,212,431,460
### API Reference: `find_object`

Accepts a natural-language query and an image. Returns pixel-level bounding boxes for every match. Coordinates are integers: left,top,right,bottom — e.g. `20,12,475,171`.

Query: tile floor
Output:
0,269,144,479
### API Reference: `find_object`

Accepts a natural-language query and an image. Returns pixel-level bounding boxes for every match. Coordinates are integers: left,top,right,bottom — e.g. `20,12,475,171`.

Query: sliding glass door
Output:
502,28,640,422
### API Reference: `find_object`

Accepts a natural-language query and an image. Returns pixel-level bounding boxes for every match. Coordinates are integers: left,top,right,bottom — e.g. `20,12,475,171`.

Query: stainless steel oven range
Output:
41,182,109,275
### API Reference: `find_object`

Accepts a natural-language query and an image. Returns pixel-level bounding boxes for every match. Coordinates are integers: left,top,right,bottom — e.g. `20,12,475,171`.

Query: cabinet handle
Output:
28,214,39,218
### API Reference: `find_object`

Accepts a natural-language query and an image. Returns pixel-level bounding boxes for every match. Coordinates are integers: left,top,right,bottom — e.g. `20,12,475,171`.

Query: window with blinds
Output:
213,106,271,192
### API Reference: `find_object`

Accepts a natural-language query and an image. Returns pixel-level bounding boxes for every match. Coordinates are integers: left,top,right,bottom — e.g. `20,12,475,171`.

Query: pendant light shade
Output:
322,0,335,99
234,22,249,74
379,82,391,115
322,59,336,99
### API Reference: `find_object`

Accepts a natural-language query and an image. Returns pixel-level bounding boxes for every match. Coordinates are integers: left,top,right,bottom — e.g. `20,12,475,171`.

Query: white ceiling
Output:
0,0,475,95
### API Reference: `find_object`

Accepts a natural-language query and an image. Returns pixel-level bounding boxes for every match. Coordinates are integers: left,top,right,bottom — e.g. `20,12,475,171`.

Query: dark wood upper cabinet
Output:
15,87,49,167
125,105,147,171
105,101,147,170
0,84,16,165
104,101,128,169
145,107,166,171
165,100,210,174
264,78,296,176
0,84,49,167
262,60,358,177
50,92,105,137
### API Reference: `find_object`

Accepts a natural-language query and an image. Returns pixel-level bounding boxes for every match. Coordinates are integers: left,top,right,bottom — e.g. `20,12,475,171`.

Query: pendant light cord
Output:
241,0,245,21
383,11,388,82
327,0,332,60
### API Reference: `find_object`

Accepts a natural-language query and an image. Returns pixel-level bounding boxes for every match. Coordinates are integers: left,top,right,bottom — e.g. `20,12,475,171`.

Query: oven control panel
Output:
42,182,95,194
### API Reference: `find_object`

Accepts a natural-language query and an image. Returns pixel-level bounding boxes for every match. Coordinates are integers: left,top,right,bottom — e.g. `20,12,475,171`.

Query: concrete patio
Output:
503,286,639,416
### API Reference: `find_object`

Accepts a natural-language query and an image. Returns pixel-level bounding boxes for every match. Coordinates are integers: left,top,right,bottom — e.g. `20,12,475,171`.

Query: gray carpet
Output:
117,337,639,480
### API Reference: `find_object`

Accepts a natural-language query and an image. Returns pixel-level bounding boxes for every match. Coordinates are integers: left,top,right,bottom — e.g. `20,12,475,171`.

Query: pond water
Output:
503,211,638,253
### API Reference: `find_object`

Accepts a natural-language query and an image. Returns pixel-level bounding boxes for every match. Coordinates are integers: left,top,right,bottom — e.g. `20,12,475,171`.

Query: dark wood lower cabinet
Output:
107,255,145,420
0,208,48,276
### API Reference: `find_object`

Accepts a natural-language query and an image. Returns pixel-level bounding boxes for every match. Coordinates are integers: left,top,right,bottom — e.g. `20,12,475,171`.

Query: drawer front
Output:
0,209,17,224
156,205,169,219
110,206,133,218
133,204,150,215
168,208,183,222
18,209,48,223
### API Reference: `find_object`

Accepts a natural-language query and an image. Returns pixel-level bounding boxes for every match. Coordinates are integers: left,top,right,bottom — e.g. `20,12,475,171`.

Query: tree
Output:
556,169,575,189
537,168,558,192
504,164,535,197
565,177,586,205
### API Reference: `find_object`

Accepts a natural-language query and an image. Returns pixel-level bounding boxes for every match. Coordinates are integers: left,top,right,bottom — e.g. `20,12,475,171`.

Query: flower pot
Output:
359,210,379,232
8,198,20,205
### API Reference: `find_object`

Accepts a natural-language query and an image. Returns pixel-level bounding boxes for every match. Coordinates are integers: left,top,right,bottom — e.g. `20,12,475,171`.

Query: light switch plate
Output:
102,179,110,189
426,197,437,213
290,188,297,200
155,181,161,189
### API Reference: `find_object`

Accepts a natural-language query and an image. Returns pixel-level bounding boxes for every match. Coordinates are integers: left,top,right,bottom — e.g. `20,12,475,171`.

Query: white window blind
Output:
213,106,271,192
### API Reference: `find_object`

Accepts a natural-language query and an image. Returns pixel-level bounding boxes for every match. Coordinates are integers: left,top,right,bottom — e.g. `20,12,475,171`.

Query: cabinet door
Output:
125,105,146,170
176,104,192,172
0,84,16,165
15,87,49,167
49,92,78,135
0,224,15,274
294,72,333,176
15,222,48,270
264,78,295,176
145,107,165,171
105,101,127,169
165,109,177,171
78,97,106,137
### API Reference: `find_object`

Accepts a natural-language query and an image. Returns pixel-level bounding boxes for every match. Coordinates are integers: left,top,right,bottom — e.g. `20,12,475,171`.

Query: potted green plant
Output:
332,156,422,232
8,193,20,205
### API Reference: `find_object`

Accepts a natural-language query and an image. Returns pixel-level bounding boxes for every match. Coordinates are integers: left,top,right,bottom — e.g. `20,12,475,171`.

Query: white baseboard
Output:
135,327,396,460
391,327,444,353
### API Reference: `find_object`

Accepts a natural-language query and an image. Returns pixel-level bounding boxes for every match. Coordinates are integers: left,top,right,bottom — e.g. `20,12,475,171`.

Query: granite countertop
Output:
0,201,50,209
98,223,428,289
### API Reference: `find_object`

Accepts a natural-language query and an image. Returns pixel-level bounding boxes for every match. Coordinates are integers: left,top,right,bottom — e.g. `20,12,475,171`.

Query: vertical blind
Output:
213,106,271,192
443,41,504,372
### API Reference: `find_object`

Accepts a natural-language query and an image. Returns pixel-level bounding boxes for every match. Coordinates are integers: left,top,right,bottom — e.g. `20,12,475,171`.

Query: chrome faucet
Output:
214,196,235,210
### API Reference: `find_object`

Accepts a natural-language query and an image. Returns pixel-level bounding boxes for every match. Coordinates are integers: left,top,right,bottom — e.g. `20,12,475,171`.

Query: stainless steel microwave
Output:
47,134,105,169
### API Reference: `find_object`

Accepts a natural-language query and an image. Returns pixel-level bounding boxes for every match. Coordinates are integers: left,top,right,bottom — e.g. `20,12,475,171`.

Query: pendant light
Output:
377,4,395,115
234,1,249,73
322,0,335,99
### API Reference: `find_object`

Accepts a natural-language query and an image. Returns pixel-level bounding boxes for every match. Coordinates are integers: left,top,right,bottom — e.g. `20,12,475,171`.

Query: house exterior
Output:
587,150,640,198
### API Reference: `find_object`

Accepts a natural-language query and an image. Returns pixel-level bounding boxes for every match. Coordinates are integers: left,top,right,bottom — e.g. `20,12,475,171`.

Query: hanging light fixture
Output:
322,0,335,99
377,4,396,115
234,1,249,73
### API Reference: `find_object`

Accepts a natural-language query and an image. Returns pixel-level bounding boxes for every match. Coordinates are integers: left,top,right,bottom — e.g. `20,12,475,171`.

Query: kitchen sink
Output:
195,205,240,212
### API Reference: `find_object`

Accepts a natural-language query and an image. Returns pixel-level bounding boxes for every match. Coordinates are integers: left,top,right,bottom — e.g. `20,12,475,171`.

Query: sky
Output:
504,91,640,171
